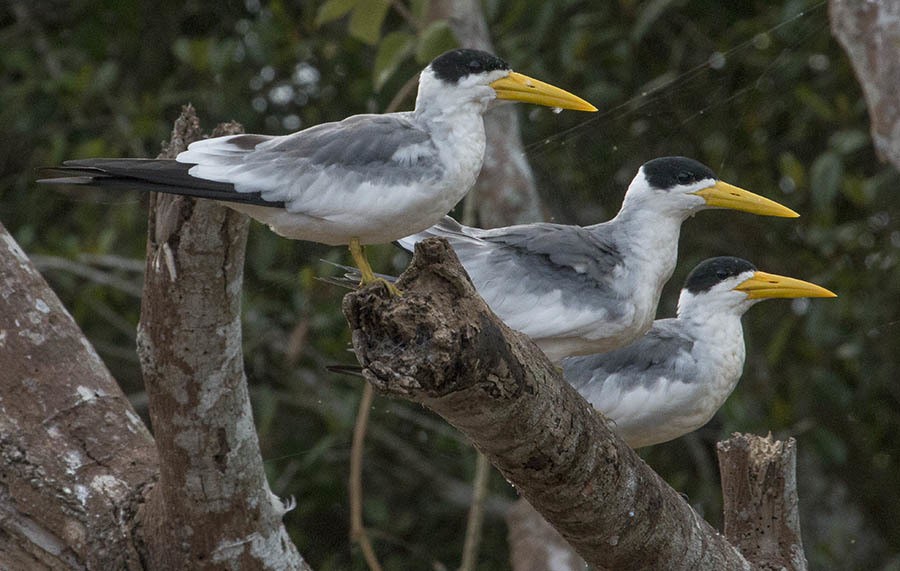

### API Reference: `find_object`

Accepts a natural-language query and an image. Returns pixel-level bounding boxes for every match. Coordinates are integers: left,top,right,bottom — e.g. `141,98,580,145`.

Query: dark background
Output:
1,1,898,569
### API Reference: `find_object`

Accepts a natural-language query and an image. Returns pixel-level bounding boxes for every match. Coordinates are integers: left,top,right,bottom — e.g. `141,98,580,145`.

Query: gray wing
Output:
563,319,699,397
476,223,623,284
397,217,627,340
181,113,441,209
262,114,434,169
400,216,623,290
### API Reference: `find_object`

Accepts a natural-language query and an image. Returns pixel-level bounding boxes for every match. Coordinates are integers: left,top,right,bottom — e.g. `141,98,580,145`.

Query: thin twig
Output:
349,383,383,571
77,253,146,273
367,425,512,518
385,72,421,113
31,254,144,297
389,0,423,32
459,451,491,571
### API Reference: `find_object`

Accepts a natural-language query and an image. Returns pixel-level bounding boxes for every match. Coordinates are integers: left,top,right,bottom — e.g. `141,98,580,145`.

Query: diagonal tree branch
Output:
342,238,753,570
506,499,589,571
0,222,158,569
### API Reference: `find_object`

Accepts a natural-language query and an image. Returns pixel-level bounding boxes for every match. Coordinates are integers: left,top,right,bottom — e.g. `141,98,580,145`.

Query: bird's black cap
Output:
430,49,510,84
642,157,717,190
684,257,757,294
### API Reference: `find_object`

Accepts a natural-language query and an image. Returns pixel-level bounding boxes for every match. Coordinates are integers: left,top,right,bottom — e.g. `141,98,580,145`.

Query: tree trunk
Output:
830,0,900,171
342,238,754,570
0,106,311,570
0,222,157,569
429,0,544,227
132,106,309,570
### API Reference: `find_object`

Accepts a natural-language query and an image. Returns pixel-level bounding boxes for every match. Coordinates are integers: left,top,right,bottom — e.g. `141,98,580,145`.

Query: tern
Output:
37,49,596,289
398,157,800,361
562,256,836,448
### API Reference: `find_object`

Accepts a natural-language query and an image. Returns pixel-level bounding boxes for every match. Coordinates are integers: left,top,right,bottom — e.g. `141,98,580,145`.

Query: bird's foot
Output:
349,238,401,296
361,275,402,297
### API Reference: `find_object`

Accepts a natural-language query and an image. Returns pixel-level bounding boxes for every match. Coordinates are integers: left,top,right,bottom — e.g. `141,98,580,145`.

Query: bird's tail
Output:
395,215,474,253
316,259,399,289
325,364,365,378
36,158,282,208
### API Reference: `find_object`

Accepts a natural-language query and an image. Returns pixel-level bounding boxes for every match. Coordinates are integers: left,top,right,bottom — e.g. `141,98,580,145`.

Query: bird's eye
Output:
676,171,693,184
468,60,483,72
716,270,729,279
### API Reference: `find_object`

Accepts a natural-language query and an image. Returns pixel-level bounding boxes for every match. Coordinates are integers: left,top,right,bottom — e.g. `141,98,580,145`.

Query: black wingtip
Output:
36,175,95,185
35,159,286,209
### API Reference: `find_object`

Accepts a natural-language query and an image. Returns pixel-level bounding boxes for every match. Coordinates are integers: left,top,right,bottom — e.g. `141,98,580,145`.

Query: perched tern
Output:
37,49,596,288
398,157,799,361
562,257,836,448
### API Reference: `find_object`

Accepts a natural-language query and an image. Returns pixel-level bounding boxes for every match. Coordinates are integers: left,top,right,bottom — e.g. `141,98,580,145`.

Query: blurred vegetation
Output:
1,0,899,569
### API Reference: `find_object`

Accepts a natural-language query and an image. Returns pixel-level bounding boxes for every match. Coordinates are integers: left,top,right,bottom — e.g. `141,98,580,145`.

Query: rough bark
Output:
429,0,544,227
132,106,309,570
0,222,158,569
342,238,752,571
830,0,900,171
717,434,807,571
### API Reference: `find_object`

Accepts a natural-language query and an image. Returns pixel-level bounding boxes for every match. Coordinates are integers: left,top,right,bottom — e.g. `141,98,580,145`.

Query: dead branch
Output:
132,106,309,570
718,434,807,571
342,238,753,570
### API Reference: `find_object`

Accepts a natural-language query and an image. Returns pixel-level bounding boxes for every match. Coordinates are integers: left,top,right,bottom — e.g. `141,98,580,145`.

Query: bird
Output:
397,156,800,361
36,48,597,290
562,256,836,448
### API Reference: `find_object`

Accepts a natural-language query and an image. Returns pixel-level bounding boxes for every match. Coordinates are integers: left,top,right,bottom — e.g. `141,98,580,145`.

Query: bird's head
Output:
415,49,597,117
677,256,836,320
622,157,799,219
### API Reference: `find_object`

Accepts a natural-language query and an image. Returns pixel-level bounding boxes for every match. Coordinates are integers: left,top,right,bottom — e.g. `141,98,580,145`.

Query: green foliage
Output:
1,0,899,569
373,31,415,91
314,0,457,93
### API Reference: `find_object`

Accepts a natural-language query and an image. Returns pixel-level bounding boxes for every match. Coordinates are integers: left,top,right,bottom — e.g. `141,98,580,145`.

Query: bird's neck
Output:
677,294,749,351
679,307,747,402
414,98,489,185
606,205,684,278
414,83,493,125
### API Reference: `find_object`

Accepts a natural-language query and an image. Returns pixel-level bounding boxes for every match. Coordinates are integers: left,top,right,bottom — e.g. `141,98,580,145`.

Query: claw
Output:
348,238,402,296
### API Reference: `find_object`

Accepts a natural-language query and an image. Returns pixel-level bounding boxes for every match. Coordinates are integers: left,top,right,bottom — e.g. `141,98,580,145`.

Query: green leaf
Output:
631,0,680,44
373,31,415,91
809,151,843,211
829,129,869,156
410,0,430,21
348,0,391,45
415,20,457,64
315,0,359,27
778,151,806,189
794,85,835,121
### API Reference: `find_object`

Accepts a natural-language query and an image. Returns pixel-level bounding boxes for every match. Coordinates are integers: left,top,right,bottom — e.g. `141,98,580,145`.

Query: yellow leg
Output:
348,238,401,296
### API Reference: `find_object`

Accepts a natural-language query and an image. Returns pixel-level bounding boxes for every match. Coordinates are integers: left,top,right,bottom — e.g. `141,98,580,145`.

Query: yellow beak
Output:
489,72,597,112
734,271,837,300
691,180,799,218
